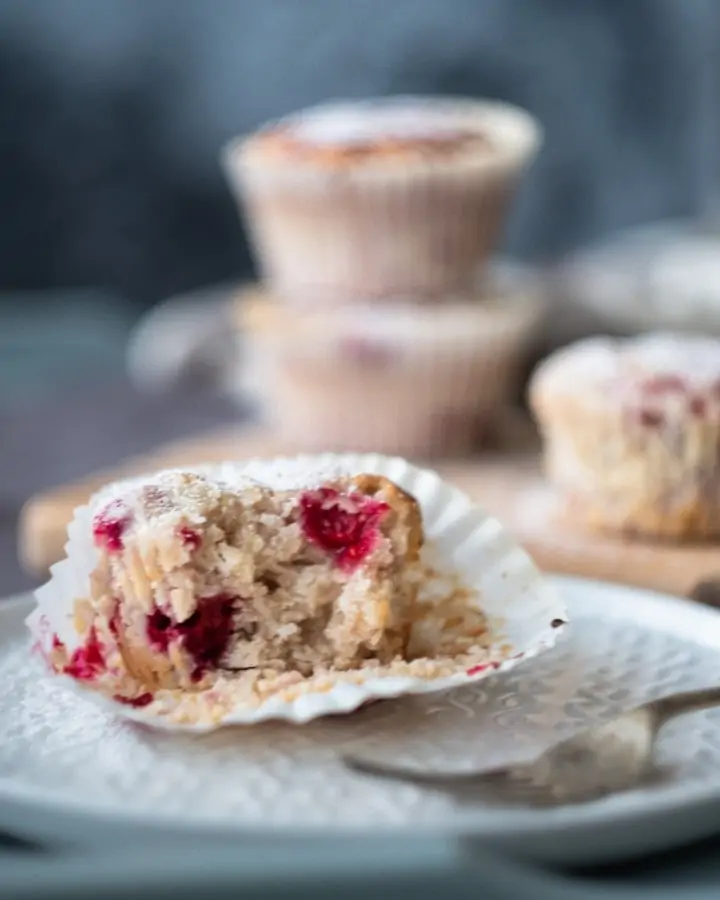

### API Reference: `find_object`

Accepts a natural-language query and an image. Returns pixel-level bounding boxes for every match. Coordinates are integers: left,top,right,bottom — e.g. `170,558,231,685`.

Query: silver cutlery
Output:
343,686,720,807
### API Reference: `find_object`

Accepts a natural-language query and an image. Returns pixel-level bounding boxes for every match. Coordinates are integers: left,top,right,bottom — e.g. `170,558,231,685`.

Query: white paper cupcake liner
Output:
234,281,544,457
223,98,542,303
28,454,566,733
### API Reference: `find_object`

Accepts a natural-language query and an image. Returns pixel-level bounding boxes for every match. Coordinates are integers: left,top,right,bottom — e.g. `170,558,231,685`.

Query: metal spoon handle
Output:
342,755,503,787
647,686,720,725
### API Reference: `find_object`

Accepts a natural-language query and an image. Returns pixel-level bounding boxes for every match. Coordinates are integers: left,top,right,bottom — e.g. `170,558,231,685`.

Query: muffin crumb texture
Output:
41,468,498,724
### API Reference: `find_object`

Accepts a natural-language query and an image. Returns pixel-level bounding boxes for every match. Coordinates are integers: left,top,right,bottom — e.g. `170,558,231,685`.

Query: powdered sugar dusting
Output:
230,457,375,492
624,333,720,380
87,461,392,556
536,332,720,396
94,461,364,506
284,100,479,147
94,469,264,516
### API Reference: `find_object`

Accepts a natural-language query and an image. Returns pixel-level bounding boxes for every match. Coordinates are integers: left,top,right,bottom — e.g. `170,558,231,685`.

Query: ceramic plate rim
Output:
3,576,720,852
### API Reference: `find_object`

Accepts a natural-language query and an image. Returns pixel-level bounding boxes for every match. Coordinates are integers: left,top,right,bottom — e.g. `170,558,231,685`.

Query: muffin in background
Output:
529,333,720,541
224,96,541,305
235,274,543,458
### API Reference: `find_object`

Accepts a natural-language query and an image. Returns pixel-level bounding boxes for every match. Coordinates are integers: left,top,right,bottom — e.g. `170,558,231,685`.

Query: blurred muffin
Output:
529,333,720,540
235,279,542,458
224,96,541,304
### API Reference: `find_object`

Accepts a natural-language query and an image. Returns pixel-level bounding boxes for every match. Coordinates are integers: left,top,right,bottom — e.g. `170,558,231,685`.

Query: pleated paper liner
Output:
28,454,566,732
224,97,542,302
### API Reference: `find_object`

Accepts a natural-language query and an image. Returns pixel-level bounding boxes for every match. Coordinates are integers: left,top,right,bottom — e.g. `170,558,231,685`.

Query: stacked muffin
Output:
224,96,543,456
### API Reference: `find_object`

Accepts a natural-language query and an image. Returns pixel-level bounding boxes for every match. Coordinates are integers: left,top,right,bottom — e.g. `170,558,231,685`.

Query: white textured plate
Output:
4,576,720,865
29,453,565,730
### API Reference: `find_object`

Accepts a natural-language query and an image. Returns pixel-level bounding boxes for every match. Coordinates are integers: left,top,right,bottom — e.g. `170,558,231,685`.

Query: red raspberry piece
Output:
299,487,390,571
145,594,236,682
466,661,500,676
339,336,394,367
113,692,154,708
641,374,687,395
689,395,707,418
638,408,664,429
92,500,132,552
181,595,236,682
146,609,174,653
109,604,121,638
178,526,202,551
63,626,106,681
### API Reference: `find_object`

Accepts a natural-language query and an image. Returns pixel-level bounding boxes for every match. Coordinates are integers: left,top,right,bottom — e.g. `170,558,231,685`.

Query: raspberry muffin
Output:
237,280,541,457
224,96,541,303
529,333,720,540
44,468,424,705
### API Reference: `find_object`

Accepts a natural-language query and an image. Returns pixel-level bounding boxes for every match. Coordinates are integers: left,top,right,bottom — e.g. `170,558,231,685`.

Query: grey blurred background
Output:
0,0,717,594
0,0,712,306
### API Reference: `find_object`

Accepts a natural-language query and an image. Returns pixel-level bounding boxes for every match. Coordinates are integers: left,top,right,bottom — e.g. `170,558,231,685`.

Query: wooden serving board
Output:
18,424,720,599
